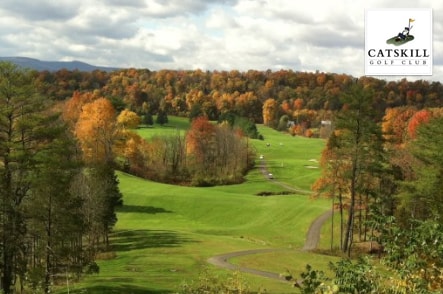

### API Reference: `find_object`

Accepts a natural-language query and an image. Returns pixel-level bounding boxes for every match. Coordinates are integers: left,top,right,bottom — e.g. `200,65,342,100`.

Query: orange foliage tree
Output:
293,98,304,111
262,98,278,127
63,90,99,127
185,116,254,185
186,116,216,158
75,98,117,164
234,91,262,122
281,100,291,115
312,131,350,250
382,107,416,145
114,130,150,177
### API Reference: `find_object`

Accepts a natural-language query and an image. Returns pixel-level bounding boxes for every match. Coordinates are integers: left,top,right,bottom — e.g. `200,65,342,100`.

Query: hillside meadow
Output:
56,117,338,294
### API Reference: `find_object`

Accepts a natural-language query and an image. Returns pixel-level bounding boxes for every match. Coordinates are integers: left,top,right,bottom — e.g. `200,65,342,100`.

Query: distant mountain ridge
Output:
0,56,119,72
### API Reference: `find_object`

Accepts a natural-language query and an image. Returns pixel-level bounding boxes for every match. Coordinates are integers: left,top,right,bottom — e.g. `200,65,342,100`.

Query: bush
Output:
179,267,266,294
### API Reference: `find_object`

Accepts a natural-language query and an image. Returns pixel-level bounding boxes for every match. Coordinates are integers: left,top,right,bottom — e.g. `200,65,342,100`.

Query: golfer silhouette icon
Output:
386,18,415,45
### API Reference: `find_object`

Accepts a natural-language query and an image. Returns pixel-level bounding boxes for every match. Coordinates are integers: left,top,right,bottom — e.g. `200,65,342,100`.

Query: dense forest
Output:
2,61,443,293
33,67,443,125
0,63,122,293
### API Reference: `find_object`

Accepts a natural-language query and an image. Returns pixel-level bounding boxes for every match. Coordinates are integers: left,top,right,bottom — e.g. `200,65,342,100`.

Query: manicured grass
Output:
137,116,191,139
55,119,332,294
254,126,325,192
230,250,340,279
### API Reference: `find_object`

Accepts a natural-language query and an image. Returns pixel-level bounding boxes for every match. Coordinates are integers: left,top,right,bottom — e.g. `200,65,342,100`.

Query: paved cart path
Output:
207,159,332,282
207,210,331,281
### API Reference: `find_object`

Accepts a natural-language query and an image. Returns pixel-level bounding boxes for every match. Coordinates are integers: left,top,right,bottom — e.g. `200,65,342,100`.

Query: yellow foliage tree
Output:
262,98,277,126
75,98,116,164
117,109,141,129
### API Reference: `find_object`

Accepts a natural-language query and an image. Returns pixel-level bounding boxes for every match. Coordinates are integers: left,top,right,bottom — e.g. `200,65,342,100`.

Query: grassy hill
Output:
56,119,336,294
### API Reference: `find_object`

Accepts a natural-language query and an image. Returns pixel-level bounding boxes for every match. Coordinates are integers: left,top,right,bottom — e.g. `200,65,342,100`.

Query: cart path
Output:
207,158,331,282
303,209,333,250
207,248,290,282
259,159,312,195
207,209,332,282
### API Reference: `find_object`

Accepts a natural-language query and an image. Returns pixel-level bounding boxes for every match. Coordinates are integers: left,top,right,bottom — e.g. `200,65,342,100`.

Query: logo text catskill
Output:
367,48,430,58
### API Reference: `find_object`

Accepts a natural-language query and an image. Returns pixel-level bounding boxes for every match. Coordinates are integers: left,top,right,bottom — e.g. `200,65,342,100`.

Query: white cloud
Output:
0,0,80,21
0,0,441,81
205,7,238,30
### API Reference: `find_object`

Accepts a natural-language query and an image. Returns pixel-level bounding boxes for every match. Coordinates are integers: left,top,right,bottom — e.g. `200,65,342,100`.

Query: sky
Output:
1,0,442,81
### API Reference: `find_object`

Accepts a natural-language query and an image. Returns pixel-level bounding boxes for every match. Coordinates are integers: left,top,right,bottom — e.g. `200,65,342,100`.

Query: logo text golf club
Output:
365,9,432,76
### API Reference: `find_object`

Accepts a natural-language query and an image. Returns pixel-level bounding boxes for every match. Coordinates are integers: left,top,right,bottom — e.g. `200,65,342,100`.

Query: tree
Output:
382,107,416,146
232,116,262,140
117,109,141,129
262,98,278,127
185,116,254,186
293,98,304,120
312,131,349,250
234,91,262,123
0,62,76,293
156,109,169,125
376,216,443,292
402,115,443,220
298,229,443,293
25,127,84,293
142,111,154,126
75,97,117,164
277,115,289,131
144,132,187,182
0,62,40,293
407,108,432,139
327,84,386,255
186,116,216,185
71,166,122,251
62,91,98,127
188,103,203,121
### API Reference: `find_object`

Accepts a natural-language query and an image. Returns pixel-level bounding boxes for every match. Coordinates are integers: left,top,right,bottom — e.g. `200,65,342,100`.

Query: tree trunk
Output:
344,199,355,257
2,249,14,294
2,143,15,294
44,194,52,294
343,161,357,256
364,193,369,241
358,193,362,242
339,190,344,250
331,195,335,251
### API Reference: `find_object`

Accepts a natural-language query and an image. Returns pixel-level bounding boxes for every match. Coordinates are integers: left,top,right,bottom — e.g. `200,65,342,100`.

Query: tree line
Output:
32,68,443,138
0,62,122,293
62,90,256,186
309,81,443,293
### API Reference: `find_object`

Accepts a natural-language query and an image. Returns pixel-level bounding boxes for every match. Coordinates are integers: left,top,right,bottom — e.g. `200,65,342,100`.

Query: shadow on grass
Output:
117,205,172,214
64,285,170,294
111,230,197,252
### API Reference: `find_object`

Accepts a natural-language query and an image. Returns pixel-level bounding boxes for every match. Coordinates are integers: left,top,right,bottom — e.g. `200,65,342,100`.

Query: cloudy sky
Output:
1,0,442,81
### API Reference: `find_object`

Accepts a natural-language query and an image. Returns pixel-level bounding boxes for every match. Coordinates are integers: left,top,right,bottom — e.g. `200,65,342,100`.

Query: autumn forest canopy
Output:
2,61,443,293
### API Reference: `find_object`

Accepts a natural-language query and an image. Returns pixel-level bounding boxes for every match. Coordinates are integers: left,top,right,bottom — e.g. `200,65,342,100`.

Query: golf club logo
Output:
386,18,415,45
365,9,432,76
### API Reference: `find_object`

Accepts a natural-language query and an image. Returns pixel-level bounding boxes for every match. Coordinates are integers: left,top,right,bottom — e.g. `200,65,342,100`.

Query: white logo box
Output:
365,8,433,76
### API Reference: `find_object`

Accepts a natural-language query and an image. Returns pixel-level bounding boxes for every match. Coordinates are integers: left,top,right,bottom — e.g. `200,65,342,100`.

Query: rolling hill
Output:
0,56,119,72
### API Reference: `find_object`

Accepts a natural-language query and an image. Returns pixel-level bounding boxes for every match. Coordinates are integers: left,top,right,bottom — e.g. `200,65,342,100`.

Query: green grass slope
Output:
137,116,191,140
57,121,335,294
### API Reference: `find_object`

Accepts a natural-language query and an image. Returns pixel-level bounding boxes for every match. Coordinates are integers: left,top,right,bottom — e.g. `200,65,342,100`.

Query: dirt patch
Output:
255,191,293,196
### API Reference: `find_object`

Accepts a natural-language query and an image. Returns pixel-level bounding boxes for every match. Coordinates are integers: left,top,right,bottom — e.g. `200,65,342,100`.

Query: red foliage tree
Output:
186,116,216,156
408,109,432,139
